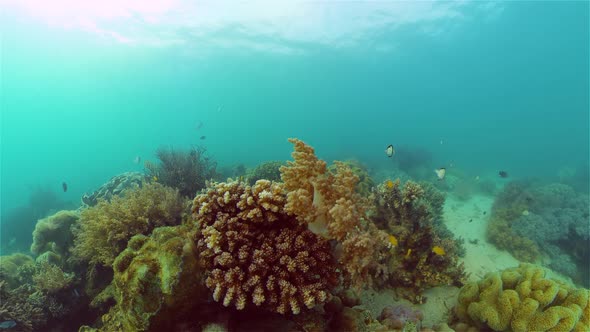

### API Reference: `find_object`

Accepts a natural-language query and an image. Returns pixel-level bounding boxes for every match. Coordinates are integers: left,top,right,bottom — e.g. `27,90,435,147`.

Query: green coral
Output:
247,160,284,184
32,262,75,294
71,182,186,267
455,263,590,332
0,253,35,288
30,210,79,258
90,226,207,331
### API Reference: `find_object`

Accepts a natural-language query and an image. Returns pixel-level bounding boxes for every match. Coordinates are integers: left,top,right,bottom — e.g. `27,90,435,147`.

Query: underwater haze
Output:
0,1,589,331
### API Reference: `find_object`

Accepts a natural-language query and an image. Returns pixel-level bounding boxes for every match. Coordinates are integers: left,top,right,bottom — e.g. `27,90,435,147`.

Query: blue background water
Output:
1,2,588,250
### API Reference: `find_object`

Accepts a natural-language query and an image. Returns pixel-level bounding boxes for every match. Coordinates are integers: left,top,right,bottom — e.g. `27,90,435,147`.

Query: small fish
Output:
469,219,473,223
499,170,509,178
475,175,480,181
200,135,206,140
153,176,158,182
434,168,446,180
483,211,487,215
387,234,398,248
0,320,16,329
62,182,68,192
405,249,412,258
432,246,446,256
133,156,141,164
385,144,395,157
522,210,530,216
385,180,394,189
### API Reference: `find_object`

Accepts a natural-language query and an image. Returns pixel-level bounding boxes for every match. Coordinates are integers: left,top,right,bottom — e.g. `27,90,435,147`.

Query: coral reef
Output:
487,181,541,262
88,225,208,331
0,253,35,288
371,179,466,302
71,182,186,267
81,172,146,207
192,179,338,314
279,138,391,288
329,159,376,197
1,186,75,254
145,145,218,197
453,263,590,332
30,210,79,260
32,262,75,294
488,182,589,284
379,304,424,330
247,160,284,185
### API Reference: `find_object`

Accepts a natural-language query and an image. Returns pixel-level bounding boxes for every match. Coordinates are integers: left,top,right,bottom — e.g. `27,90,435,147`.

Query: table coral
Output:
454,263,590,332
192,179,339,315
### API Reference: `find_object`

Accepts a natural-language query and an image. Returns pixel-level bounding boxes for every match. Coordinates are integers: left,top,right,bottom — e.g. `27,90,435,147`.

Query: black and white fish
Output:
385,144,395,157
434,168,446,180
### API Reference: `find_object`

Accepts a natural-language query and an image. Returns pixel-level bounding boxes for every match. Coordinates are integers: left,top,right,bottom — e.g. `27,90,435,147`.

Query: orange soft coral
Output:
280,138,391,288
192,179,338,315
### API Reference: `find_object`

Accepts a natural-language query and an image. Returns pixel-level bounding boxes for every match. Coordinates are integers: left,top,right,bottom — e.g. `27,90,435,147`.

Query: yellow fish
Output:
385,180,394,189
153,176,158,182
405,249,412,258
432,246,446,256
388,234,398,247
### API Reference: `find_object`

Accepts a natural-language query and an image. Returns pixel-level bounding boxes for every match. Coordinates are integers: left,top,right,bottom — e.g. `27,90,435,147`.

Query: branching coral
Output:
453,263,590,332
71,182,186,267
192,179,339,315
145,145,218,197
279,138,391,288
30,210,78,259
0,281,45,332
371,179,466,301
32,262,75,294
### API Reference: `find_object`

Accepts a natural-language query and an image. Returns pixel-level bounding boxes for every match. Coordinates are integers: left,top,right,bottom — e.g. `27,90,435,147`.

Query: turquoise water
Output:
0,1,588,331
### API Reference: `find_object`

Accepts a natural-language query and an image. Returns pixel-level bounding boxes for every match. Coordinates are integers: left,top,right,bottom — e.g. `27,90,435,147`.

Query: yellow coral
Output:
455,264,590,332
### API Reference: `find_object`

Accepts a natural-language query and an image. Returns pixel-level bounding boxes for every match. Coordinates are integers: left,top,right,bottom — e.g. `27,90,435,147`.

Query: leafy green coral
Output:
247,160,284,184
454,263,590,332
30,210,79,259
87,225,207,331
71,182,186,267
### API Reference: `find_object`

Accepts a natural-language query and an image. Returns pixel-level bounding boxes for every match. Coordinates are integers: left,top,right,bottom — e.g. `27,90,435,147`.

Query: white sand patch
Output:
444,194,520,282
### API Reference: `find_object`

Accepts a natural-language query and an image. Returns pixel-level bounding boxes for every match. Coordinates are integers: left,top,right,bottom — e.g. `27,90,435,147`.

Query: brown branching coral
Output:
71,182,186,267
280,138,391,289
0,282,45,332
192,179,339,315
372,179,466,301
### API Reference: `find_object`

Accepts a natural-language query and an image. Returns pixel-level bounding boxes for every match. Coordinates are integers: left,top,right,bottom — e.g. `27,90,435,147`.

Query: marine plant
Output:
145,145,218,197
452,263,590,332
71,182,186,267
